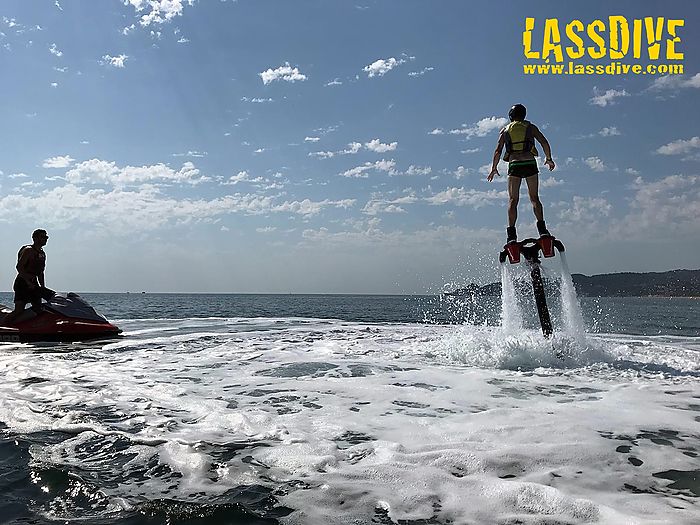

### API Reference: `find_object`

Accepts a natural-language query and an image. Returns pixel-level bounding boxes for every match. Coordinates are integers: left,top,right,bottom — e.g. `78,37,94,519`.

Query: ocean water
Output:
0,290,698,524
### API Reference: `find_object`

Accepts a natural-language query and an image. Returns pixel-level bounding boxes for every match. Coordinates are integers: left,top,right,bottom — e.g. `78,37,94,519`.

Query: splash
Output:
559,252,587,342
500,262,524,334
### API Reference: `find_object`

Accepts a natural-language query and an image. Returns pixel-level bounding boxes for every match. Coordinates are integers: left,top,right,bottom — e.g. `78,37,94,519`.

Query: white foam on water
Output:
0,318,698,523
429,324,613,370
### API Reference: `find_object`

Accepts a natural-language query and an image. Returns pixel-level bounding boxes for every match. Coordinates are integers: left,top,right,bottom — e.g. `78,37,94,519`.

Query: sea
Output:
0,277,698,523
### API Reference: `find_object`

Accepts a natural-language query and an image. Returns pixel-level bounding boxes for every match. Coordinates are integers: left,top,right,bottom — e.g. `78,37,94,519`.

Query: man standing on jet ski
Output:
487,104,556,243
2,229,54,325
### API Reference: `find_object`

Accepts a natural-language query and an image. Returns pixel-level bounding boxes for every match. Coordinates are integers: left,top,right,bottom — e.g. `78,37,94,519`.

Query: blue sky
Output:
1,0,699,293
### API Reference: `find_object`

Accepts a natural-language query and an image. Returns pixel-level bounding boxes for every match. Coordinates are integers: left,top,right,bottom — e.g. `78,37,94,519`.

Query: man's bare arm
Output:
488,132,506,182
533,126,555,171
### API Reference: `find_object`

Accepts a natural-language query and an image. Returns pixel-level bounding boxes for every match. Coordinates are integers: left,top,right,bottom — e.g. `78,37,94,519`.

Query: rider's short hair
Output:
32,229,48,240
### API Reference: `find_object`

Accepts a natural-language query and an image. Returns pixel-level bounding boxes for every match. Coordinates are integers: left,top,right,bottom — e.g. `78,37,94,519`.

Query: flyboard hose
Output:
499,236,565,337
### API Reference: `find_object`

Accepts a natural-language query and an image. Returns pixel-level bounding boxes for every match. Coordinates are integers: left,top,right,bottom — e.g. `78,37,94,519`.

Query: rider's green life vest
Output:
503,120,538,162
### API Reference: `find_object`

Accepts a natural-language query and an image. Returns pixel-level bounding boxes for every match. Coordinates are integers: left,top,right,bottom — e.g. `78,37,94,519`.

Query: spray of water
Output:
558,252,587,341
500,262,524,334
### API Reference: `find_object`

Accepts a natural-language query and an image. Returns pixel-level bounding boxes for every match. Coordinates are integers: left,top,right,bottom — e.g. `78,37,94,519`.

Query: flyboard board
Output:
499,235,565,337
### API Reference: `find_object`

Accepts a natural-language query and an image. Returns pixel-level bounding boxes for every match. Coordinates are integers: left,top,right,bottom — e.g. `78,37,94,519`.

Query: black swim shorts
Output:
13,276,42,307
508,160,539,178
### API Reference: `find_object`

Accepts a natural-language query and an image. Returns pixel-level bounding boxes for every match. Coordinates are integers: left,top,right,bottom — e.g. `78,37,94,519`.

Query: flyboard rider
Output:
487,104,556,243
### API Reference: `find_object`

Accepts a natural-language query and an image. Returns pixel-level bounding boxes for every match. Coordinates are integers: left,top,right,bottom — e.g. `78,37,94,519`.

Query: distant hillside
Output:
571,269,700,297
444,269,700,298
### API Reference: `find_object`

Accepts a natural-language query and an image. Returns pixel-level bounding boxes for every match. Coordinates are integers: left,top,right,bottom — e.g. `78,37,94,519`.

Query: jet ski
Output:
0,292,121,343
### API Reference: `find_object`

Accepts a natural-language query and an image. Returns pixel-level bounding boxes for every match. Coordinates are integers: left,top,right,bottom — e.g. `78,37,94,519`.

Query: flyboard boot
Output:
536,220,555,257
506,226,517,244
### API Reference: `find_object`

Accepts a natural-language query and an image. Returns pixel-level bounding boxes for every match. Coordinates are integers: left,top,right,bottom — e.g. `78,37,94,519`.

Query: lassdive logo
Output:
522,16,685,76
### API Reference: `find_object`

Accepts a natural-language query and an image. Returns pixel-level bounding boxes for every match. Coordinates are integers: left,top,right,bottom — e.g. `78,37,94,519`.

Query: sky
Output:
0,0,699,294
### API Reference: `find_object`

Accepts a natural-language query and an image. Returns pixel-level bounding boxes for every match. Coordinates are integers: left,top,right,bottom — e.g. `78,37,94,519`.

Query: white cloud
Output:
599,126,621,137
540,177,565,187
177,37,189,44
226,171,261,185
625,168,640,175
256,226,277,233
274,198,355,216
559,196,611,223
655,136,700,156
259,62,307,85
42,155,75,168
408,67,434,77
575,126,622,140
424,187,506,208
298,224,500,272
461,147,480,154
304,137,320,143
324,78,342,87
309,142,363,159
223,171,289,191
452,166,473,179
363,57,405,78
124,0,194,27
346,142,363,154
241,97,273,103
101,54,128,68
340,159,396,178
362,202,407,215
429,128,444,135
309,151,335,159
583,156,607,172
404,165,431,177
648,73,700,91
589,87,629,107
172,150,207,158
313,124,340,135
49,43,63,57
50,82,58,88
362,195,418,216
449,116,508,138
55,1,63,10
621,175,699,234
64,159,208,186
0,185,352,234
20,181,43,189
364,139,397,153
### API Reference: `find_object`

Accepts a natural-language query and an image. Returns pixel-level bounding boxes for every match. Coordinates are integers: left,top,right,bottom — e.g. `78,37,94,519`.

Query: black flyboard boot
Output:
537,220,550,237
506,226,517,244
